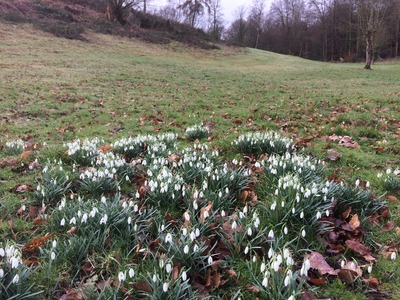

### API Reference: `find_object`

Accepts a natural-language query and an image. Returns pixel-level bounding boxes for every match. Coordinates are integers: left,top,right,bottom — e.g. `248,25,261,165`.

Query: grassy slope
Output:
1,22,400,298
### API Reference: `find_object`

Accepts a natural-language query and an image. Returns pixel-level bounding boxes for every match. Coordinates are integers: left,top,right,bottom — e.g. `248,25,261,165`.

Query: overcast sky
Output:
149,0,273,25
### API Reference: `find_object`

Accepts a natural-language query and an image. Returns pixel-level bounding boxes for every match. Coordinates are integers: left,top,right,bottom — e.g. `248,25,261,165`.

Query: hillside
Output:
0,0,217,48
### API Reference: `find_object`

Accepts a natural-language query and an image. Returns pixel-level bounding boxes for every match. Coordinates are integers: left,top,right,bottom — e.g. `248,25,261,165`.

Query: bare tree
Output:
178,0,212,27
208,0,224,40
225,6,248,46
357,0,386,69
105,0,147,24
308,0,331,60
247,0,266,48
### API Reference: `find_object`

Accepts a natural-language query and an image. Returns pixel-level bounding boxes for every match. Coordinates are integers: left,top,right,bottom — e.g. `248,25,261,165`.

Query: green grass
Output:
0,22,400,299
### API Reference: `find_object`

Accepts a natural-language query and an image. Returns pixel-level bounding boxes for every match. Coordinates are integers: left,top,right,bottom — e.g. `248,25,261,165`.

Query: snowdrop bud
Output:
355,179,360,187
195,228,200,237
253,256,256,263
0,248,4,257
386,169,392,175
184,245,189,254
129,268,135,278
366,181,370,188
301,229,306,237
52,240,57,248
284,275,290,287
166,263,172,273
163,282,169,292
208,256,213,265
260,262,266,273
391,252,397,260
368,265,372,274
51,252,56,260
247,227,253,236
221,210,226,217
341,260,345,268
244,246,249,254
182,271,187,281
325,210,330,217
182,228,187,236
300,211,304,219
152,274,157,283
0,268,3,278
268,248,274,258
60,218,65,226
159,259,165,268
284,227,288,235
127,216,132,225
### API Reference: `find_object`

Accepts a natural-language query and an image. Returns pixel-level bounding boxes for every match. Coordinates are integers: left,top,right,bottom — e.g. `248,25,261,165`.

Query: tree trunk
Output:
396,13,399,57
143,0,147,14
364,30,373,69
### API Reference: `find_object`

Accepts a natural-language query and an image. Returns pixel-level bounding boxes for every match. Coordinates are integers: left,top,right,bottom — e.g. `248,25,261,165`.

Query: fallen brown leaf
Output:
308,252,338,276
349,214,360,230
382,221,395,232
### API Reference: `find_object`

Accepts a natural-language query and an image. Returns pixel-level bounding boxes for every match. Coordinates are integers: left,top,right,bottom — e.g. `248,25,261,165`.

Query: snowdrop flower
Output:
70,217,76,225
301,229,306,237
152,274,157,283
51,252,56,260
0,248,4,257
81,213,88,224
386,169,392,175
262,277,268,287
377,173,383,178
60,218,65,226
355,179,360,187
284,227,288,235
101,196,107,204
184,245,189,254
300,211,304,219
129,268,135,278
391,252,397,260
118,271,126,282
195,228,200,237
12,274,19,284
232,221,237,230
165,233,173,244
208,256,213,265
288,295,295,300
316,211,322,220
10,257,19,269
366,181,370,188
368,265,372,274
100,214,108,225
221,210,226,217
127,216,132,225
268,229,274,239
268,248,274,258
244,246,249,254
163,282,169,292
0,268,3,278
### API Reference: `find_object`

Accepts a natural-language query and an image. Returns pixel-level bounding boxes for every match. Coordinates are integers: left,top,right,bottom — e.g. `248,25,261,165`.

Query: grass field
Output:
1,22,400,299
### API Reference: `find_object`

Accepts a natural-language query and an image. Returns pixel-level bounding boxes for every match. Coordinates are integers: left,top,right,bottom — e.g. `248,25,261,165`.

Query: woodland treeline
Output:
223,0,400,63
153,0,400,64
95,0,400,64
